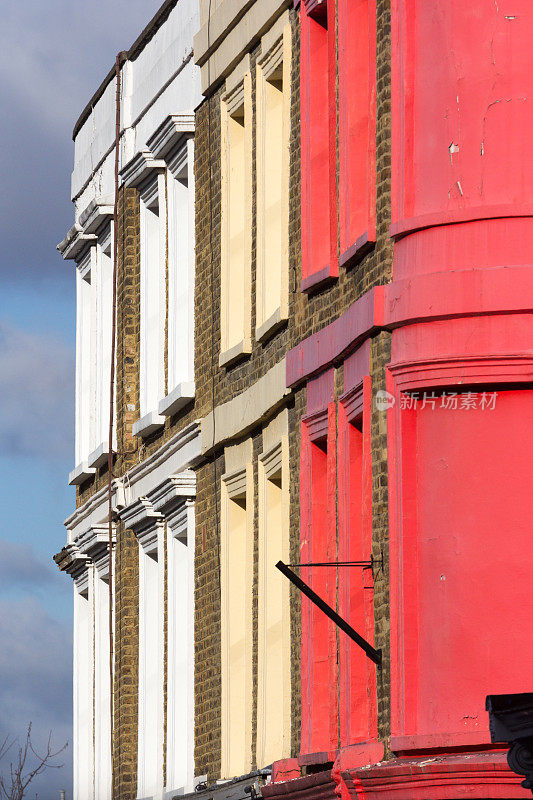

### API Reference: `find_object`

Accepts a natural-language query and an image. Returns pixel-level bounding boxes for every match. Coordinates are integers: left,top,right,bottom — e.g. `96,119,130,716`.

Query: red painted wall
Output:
389,0,533,762
392,0,533,234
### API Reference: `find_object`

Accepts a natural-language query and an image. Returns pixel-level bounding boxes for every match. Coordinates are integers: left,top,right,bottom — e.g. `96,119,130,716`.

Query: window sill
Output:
158,381,195,417
132,410,165,438
219,337,252,368
339,231,374,269
87,442,116,469
256,307,288,344
68,461,96,486
301,264,338,294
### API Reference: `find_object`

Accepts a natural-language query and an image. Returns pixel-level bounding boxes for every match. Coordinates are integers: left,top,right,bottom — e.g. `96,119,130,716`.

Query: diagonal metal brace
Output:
276,560,382,666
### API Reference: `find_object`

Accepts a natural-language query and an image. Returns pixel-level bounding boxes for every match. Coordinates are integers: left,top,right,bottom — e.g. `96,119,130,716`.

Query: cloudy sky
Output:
0,2,162,796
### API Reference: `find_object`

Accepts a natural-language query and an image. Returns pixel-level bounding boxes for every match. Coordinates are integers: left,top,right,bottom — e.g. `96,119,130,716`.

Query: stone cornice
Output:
120,149,165,189
146,472,196,515
57,224,97,261
78,195,114,234
147,114,195,161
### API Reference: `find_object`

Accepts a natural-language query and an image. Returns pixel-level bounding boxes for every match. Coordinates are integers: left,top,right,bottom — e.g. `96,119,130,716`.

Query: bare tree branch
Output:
0,723,67,800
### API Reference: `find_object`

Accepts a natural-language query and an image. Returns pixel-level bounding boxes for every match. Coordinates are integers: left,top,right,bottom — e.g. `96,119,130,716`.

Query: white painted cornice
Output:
147,114,195,161
64,423,201,544
119,497,164,554
125,422,201,500
57,224,97,261
147,472,196,514
63,543,91,582
65,479,124,544
79,195,114,234
76,523,116,560
120,149,165,188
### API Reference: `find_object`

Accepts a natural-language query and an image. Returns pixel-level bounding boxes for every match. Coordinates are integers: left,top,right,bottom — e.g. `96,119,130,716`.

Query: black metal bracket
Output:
286,549,383,574
276,560,382,666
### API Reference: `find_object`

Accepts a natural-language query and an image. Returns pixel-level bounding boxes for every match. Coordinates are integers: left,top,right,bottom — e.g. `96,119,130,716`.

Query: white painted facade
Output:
58,2,202,798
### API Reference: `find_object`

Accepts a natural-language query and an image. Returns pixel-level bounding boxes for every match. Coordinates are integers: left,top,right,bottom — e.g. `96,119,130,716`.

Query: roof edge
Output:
72,0,180,141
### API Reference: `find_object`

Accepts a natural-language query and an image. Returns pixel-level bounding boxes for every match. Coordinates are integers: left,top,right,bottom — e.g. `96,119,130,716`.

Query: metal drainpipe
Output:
108,49,126,797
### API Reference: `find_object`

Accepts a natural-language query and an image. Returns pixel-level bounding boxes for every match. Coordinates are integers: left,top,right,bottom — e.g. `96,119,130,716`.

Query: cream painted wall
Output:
256,412,291,767
220,73,252,365
255,22,291,342
221,440,254,778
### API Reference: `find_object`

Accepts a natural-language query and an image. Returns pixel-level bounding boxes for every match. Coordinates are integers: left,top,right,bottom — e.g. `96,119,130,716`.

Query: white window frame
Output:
256,24,291,343
158,138,196,418
165,499,195,794
73,570,93,800
94,556,113,800
134,173,167,438
88,223,117,469
137,517,165,800
71,222,117,483
220,71,253,368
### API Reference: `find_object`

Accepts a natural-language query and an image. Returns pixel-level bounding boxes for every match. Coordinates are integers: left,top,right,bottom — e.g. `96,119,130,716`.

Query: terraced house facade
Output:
56,1,533,800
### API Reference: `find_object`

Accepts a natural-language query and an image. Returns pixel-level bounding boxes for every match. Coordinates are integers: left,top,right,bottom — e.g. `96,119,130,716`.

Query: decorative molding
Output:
64,544,92,583
223,466,248,500
76,523,116,559
388,354,533,391
57,224,97,261
147,472,196,514
120,149,165,189
147,473,196,539
259,440,283,480
64,423,201,543
303,0,327,14
126,422,201,492
223,65,250,115
79,195,114,234
302,408,329,444
119,497,164,555
257,31,284,77
147,114,195,161
339,382,364,423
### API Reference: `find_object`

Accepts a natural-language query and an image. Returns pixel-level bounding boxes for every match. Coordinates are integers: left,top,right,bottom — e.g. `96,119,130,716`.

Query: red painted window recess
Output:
300,395,338,757
301,0,376,291
300,0,337,292
338,0,376,266
337,376,377,748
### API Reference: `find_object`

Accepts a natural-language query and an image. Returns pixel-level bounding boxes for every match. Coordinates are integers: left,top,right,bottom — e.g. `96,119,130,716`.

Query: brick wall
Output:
193,7,302,779
112,186,142,800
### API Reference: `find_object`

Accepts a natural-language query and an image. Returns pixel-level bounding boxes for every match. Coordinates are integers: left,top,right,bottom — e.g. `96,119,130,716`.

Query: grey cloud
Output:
0,321,74,459
0,539,61,593
0,0,163,283
0,598,72,799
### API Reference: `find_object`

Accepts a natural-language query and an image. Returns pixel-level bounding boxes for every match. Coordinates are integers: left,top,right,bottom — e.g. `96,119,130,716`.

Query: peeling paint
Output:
448,142,460,164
